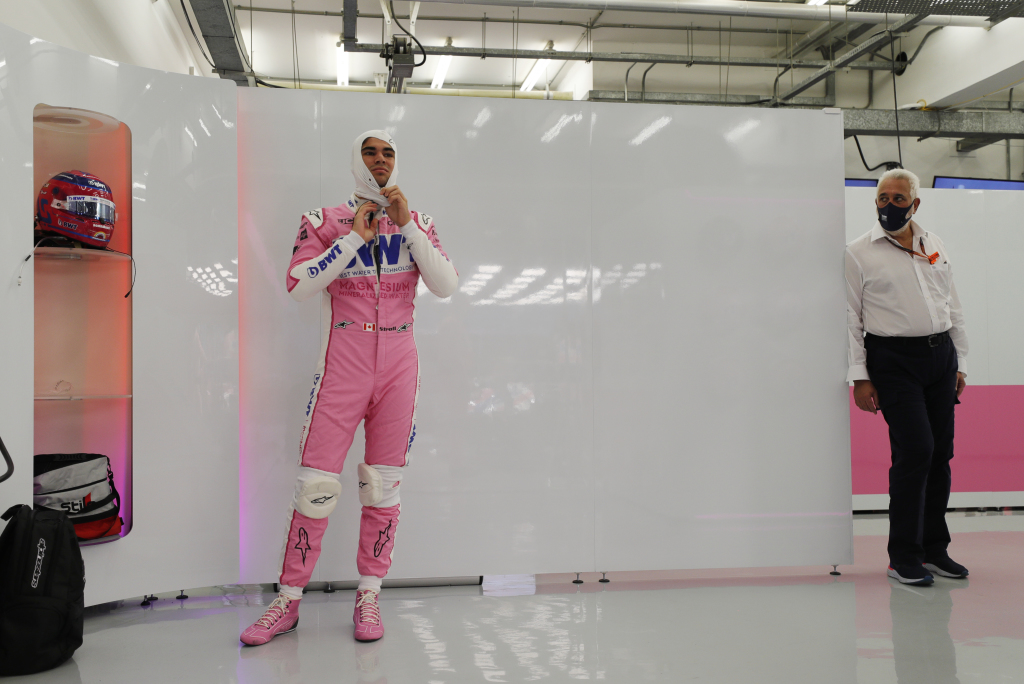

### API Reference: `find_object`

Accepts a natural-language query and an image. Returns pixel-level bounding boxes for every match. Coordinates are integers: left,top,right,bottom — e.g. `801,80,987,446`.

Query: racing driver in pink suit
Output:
241,130,457,646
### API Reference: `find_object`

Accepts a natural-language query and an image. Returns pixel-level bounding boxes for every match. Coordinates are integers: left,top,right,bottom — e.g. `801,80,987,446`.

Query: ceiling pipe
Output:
407,0,993,28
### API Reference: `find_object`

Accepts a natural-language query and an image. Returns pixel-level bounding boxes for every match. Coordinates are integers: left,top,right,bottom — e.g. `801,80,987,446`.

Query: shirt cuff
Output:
340,231,365,251
399,220,421,239
846,365,870,383
957,355,967,377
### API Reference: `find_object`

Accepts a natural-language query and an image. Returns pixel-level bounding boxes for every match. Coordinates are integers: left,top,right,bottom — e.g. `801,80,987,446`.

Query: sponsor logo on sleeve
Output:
333,320,354,329
299,228,308,241
307,265,320,277
317,243,344,271
293,245,300,254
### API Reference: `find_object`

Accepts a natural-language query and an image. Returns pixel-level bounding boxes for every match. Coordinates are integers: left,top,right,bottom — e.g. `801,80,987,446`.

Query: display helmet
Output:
36,171,116,248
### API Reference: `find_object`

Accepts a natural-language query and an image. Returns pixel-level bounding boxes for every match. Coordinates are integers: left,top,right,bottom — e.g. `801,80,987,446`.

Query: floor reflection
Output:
11,514,1024,684
890,579,964,684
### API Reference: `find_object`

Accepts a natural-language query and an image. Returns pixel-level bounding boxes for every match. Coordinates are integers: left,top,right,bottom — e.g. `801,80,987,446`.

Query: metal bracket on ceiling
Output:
410,1,421,36
380,35,415,93
988,0,1024,26
379,0,393,41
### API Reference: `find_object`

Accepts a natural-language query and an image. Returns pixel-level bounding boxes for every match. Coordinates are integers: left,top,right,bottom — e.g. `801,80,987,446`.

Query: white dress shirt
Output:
845,220,968,383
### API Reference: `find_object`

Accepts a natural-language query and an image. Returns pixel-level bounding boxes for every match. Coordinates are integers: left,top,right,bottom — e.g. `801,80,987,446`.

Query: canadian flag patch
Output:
363,323,376,332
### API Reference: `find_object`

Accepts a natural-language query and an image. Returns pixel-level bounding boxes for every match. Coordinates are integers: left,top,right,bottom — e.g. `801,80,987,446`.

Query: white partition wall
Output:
847,187,1024,510
237,88,324,584
239,91,598,581
591,106,853,571
318,94,597,579
239,92,853,582
0,24,239,605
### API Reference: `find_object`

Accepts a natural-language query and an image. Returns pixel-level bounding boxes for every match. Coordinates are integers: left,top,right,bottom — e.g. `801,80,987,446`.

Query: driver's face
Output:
362,138,395,186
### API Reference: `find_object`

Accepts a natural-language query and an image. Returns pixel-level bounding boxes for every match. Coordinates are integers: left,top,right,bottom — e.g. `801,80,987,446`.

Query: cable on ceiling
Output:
888,30,903,168
389,2,428,67
853,136,900,172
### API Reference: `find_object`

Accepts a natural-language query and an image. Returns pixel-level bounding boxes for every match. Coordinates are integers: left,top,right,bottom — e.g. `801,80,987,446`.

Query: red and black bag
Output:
33,454,122,541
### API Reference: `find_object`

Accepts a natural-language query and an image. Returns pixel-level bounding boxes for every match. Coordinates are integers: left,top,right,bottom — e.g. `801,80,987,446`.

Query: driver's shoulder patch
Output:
303,208,325,229
415,211,433,230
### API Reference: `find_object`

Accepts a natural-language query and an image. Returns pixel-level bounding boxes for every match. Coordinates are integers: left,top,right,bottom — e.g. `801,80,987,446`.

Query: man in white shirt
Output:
846,168,968,587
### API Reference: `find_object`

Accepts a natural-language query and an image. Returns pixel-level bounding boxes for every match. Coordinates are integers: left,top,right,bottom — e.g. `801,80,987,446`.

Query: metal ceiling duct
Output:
408,0,994,27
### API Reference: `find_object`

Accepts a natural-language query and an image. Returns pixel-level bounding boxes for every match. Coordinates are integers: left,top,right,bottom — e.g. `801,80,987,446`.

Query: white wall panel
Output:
0,26,37,516
0,24,238,605
240,94,852,580
239,91,596,582
846,186,1024,511
237,88,322,583
590,105,853,571
322,93,596,579
982,190,1024,385
843,186,1024,387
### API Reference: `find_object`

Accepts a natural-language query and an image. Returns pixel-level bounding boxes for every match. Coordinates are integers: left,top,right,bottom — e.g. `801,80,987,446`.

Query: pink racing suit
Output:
276,197,457,595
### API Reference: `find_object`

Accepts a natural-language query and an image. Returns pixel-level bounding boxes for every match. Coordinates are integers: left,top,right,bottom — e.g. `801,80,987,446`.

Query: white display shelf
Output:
35,395,132,401
78,535,121,547
35,246,131,262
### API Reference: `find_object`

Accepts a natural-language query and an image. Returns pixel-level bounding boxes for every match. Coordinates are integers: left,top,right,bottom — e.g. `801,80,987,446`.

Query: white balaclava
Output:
352,129,397,209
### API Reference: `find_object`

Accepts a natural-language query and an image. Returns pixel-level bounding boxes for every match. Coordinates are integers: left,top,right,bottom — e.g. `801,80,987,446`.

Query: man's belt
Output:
865,331,950,348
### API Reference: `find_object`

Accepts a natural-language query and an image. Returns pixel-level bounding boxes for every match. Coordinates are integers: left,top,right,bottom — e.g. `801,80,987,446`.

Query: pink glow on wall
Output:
850,385,1024,495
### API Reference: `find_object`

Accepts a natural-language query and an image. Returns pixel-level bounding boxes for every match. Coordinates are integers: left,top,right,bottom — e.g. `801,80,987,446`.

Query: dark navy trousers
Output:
865,332,959,567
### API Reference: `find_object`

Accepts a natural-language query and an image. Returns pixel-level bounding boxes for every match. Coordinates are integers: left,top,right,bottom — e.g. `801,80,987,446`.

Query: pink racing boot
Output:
240,595,300,646
353,589,384,642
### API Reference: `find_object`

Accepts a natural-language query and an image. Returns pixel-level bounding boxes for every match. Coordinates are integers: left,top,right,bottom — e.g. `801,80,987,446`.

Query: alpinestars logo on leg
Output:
373,520,394,558
295,528,311,565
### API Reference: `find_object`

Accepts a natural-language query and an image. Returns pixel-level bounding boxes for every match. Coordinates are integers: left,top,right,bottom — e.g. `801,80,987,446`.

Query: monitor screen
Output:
932,176,1024,190
845,179,877,188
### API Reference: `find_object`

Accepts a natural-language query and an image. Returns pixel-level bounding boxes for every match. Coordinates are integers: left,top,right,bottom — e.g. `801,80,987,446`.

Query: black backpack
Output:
0,504,85,676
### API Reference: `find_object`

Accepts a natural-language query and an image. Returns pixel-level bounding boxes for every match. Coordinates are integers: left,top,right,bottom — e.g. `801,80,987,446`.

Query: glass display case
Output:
33,104,133,541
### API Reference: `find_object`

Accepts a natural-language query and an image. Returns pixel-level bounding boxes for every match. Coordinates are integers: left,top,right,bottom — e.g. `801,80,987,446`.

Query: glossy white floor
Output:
10,512,1024,683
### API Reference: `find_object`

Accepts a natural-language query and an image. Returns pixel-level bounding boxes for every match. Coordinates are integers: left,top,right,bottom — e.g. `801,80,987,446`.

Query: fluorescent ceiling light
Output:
806,0,828,5
336,45,349,87
521,41,555,93
520,59,550,92
431,55,452,89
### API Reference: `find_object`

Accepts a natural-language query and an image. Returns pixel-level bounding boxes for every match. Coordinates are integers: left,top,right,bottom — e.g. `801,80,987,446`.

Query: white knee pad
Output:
293,467,342,519
357,463,404,508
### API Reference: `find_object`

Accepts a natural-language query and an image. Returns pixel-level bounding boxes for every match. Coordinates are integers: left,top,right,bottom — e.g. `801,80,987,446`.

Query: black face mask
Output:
877,201,914,232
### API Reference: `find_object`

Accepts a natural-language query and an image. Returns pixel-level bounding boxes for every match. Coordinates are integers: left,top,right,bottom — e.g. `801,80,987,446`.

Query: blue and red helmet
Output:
36,171,116,248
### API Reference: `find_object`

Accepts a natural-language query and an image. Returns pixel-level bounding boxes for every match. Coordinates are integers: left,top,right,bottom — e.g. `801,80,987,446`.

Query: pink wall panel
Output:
850,386,1024,495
